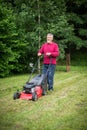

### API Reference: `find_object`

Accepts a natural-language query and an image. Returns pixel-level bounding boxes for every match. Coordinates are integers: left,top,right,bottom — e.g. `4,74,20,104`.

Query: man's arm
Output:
51,44,60,57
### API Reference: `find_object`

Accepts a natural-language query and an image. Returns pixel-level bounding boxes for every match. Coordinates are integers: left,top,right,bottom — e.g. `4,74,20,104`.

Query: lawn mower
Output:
13,60,47,101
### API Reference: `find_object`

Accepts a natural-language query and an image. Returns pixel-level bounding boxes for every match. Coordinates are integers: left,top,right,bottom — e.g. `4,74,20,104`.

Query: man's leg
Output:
42,64,48,74
42,64,49,92
48,64,56,90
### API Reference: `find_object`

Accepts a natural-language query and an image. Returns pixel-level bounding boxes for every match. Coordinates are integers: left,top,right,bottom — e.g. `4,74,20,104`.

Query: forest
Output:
0,0,87,77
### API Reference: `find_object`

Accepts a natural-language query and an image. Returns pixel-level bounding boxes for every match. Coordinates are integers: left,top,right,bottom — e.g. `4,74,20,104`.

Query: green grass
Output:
0,66,87,130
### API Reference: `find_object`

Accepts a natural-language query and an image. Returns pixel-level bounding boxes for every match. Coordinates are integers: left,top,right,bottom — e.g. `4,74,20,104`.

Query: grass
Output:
0,66,87,130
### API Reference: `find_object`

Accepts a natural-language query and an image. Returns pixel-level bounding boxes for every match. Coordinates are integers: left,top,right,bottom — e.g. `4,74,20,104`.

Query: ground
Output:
0,66,87,130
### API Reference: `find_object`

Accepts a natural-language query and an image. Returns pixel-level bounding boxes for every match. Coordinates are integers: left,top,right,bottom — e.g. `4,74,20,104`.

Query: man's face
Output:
47,35,53,43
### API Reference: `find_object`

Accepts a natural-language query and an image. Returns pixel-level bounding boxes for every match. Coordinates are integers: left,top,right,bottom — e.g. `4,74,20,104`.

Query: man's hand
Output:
46,52,51,56
38,52,42,56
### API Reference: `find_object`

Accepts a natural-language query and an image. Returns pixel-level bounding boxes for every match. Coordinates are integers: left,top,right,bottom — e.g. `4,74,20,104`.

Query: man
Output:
38,33,60,91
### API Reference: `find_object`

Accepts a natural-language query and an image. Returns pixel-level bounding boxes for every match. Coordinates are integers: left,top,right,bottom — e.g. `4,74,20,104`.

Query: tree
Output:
0,2,20,77
66,0,87,49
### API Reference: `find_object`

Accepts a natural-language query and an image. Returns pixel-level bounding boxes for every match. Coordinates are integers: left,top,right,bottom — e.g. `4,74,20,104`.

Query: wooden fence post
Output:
66,53,70,72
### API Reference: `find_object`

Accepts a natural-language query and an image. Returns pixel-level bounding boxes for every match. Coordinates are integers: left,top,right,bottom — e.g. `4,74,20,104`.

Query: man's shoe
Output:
49,89,53,91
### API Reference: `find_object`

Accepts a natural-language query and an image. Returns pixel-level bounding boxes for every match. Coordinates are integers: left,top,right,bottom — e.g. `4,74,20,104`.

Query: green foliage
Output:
0,3,23,77
71,50,87,66
66,0,87,48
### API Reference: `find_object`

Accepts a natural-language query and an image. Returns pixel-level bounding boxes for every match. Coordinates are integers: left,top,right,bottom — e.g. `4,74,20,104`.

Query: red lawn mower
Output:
13,60,47,101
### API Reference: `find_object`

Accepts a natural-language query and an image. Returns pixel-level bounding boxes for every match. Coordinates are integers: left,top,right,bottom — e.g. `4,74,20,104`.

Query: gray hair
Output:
47,33,53,37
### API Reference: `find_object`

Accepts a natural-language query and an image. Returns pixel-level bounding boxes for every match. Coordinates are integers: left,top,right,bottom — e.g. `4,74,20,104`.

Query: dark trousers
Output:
42,64,56,90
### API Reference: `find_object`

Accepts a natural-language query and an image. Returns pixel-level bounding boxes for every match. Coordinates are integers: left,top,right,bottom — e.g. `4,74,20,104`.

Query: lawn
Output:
0,66,87,130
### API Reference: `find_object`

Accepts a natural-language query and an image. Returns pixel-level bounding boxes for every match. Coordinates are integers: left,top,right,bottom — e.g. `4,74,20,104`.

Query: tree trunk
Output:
37,0,41,74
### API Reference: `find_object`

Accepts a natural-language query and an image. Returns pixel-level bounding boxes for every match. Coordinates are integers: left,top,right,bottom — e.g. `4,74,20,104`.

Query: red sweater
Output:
38,42,60,64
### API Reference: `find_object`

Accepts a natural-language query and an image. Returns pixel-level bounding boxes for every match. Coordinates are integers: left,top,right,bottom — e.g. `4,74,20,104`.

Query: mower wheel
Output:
32,92,38,101
13,91,20,100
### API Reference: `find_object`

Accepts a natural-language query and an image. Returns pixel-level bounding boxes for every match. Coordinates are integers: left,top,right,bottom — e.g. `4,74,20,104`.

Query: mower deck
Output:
13,74,47,101
20,86,43,100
